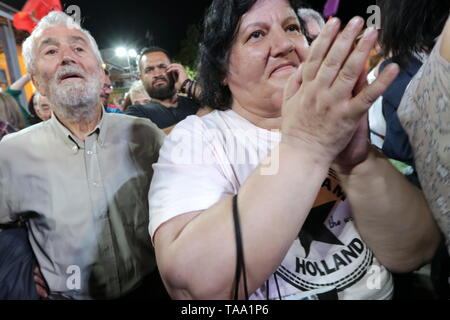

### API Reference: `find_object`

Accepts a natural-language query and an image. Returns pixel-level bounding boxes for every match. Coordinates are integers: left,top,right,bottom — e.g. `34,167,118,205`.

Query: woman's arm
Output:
10,74,31,92
154,143,330,299
335,148,441,273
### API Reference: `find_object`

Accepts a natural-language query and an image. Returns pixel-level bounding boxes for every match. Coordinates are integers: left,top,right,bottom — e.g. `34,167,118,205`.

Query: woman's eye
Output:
286,24,300,32
75,47,84,52
46,49,57,55
249,30,264,40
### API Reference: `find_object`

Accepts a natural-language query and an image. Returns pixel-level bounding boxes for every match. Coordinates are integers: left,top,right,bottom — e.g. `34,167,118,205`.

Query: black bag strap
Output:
232,195,249,300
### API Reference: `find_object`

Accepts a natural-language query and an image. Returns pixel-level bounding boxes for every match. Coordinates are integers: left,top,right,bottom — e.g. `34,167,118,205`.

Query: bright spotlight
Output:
115,47,127,58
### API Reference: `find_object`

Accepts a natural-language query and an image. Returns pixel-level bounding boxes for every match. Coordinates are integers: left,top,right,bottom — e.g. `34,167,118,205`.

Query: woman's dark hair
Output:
28,93,37,118
198,0,305,110
378,0,450,67
27,93,42,125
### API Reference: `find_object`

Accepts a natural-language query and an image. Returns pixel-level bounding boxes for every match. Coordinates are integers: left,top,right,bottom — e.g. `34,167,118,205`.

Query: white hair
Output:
22,11,104,74
297,8,326,29
129,80,150,102
130,80,145,92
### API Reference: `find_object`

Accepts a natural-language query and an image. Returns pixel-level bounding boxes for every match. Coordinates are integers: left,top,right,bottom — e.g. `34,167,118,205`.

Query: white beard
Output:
46,65,102,123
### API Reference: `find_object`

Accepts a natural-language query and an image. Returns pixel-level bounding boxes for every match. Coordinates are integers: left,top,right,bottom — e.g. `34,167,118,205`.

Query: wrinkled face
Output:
226,0,309,115
100,75,113,106
140,51,176,100
32,25,103,122
34,95,52,121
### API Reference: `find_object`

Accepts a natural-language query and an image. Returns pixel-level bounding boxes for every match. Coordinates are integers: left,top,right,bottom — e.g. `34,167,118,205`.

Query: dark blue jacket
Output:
380,56,423,167
0,227,39,300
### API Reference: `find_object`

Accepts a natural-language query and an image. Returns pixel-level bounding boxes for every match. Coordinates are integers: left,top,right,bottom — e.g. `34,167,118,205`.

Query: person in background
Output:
27,94,40,125
0,92,31,299
0,92,26,131
129,80,151,106
125,47,201,130
297,8,325,44
6,73,33,126
398,14,450,299
368,1,450,300
121,93,132,112
102,69,123,114
121,80,152,113
29,93,52,122
0,119,17,141
373,0,450,188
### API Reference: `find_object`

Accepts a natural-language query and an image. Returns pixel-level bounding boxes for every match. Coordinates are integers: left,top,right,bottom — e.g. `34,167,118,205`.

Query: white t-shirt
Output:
149,110,393,300
367,69,386,150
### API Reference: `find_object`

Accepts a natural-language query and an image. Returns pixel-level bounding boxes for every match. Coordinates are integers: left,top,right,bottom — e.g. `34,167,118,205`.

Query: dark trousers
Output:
0,227,39,300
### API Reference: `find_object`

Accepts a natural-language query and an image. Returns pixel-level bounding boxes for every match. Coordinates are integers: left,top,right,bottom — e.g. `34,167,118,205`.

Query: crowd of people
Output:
0,0,449,300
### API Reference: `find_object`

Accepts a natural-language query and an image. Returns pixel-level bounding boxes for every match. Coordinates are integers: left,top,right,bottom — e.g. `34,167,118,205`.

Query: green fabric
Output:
6,88,32,127
389,159,414,175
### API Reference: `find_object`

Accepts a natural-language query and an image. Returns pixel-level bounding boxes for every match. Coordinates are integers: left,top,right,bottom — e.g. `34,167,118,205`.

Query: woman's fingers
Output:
353,68,369,97
350,63,400,118
283,64,304,102
314,17,366,88
331,28,379,99
302,17,341,81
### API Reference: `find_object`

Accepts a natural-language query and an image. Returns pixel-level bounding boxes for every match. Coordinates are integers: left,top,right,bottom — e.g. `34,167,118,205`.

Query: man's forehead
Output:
142,52,170,66
37,25,89,46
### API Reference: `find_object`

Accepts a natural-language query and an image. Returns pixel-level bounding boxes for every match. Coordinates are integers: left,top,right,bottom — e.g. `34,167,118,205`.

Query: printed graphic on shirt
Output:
272,169,374,298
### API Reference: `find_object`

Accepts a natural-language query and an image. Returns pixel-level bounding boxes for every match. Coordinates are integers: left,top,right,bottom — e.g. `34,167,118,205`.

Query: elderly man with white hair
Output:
297,8,326,43
0,11,166,300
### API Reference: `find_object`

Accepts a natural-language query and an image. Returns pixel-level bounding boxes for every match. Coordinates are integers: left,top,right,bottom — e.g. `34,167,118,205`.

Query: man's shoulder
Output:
0,122,50,162
1,122,48,146
106,111,157,125
104,112,165,141
127,101,165,113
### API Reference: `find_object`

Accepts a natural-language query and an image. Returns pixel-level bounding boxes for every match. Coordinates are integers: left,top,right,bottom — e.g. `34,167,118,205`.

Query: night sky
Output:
4,0,375,55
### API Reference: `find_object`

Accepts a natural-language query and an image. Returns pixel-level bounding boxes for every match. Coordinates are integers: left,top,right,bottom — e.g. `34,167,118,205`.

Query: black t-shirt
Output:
125,96,200,129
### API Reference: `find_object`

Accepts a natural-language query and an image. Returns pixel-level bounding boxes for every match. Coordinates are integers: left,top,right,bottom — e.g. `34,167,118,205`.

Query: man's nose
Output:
153,71,164,79
60,46,77,66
